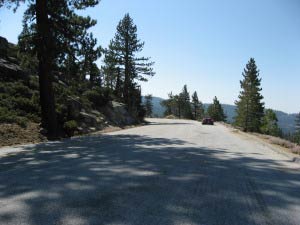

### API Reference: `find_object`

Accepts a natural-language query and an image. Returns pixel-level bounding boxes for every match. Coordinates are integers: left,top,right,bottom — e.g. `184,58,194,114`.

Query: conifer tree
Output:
191,91,204,120
294,112,300,144
180,85,192,119
235,58,264,132
261,109,281,136
112,13,155,112
161,93,173,116
161,92,178,117
295,112,300,134
79,33,102,85
144,94,153,117
102,40,121,93
2,0,100,138
207,96,226,121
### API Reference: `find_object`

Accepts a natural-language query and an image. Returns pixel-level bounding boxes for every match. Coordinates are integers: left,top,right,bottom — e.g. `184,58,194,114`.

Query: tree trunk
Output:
36,0,58,139
123,32,131,110
115,67,121,98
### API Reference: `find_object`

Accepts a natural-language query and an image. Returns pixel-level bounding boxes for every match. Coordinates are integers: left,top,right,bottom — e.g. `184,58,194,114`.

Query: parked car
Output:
202,117,214,125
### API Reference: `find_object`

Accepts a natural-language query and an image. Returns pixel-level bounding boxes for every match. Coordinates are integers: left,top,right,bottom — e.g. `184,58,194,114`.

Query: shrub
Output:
63,120,78,137
0,107,28,127
269,136,294,149
83,87,111,109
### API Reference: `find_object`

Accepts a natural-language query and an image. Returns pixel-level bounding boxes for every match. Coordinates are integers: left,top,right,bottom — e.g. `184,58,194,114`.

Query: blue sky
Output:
0,0,300,113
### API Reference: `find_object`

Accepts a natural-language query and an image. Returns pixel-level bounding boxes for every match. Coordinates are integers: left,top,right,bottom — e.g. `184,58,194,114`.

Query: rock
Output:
67,96,82,119
0,58,26,81
109,101,136,125
88,127,96,132
79,111,98,126
0,36,8,58
39,127,48,135
90,110,103,117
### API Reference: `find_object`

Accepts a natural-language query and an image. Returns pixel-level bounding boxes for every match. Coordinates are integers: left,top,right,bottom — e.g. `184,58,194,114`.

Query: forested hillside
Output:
0,1,155,145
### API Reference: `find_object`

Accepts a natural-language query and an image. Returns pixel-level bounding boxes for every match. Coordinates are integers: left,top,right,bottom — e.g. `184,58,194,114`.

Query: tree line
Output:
161,85,226,122
1,1,154,138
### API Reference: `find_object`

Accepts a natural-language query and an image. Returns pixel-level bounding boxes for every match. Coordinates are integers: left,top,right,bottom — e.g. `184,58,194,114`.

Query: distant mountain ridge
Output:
143,96,297,134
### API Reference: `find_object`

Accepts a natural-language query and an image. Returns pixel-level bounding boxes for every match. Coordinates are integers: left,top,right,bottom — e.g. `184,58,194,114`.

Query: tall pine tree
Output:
235,58,264,132
191,91,204,120
180,85,192,119
207,96,226,121
112,14,155,112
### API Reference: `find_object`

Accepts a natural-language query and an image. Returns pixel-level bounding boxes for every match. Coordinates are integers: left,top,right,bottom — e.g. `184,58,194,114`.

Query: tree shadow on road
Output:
0,134,300,225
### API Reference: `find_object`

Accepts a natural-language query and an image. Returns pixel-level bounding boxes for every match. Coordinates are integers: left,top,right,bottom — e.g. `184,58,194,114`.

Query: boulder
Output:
79,111,98,127
0,58,25,81
103,101,136,126
67,96,82,119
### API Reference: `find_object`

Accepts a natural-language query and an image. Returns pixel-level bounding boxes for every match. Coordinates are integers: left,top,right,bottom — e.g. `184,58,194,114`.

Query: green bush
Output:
0,81,32,98
0,80,40,122
83,87,110,108
0,107,28,127
63,120,78,137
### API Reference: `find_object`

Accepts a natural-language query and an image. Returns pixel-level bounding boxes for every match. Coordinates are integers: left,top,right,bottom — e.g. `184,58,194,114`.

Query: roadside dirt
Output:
0,123,46,147
0,122,144,148
223,122,300,163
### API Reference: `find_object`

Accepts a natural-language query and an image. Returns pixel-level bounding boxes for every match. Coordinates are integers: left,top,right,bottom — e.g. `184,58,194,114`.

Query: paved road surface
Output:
1,119,300,225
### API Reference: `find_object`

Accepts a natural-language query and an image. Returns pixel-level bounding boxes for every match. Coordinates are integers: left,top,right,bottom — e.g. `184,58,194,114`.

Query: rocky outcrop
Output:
0,36,26,81
0,58,25,81
102,101,136,126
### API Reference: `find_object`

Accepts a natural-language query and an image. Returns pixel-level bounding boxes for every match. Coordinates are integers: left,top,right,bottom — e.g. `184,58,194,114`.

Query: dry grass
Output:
255,134,300,155
224,123,300,156
0,122,46,147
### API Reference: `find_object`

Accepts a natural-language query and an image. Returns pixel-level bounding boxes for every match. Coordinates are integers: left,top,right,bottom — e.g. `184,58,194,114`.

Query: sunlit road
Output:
1,118,300,225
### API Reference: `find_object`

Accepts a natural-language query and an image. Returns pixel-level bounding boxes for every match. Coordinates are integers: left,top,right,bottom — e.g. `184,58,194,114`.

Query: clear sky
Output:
1,0,300,113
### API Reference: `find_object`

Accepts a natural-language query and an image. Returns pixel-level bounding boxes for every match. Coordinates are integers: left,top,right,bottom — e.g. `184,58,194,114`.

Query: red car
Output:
202,117,214,125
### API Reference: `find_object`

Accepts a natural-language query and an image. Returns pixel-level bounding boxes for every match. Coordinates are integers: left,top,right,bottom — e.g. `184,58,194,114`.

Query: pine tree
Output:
191,91,199,119
207,96,226,121
235,58,264,132
3,0,100,138
180,85,192,119
295,112,300,133
161,92,173,116
112,13,155,112
144,94,153,117
191,91,204,120
161,92,179,117
294,112,300,144
79,33,102,85
261,109,281,136
102,40,124,99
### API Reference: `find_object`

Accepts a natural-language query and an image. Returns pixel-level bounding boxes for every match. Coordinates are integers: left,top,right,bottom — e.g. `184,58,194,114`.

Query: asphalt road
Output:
1,118,300,225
